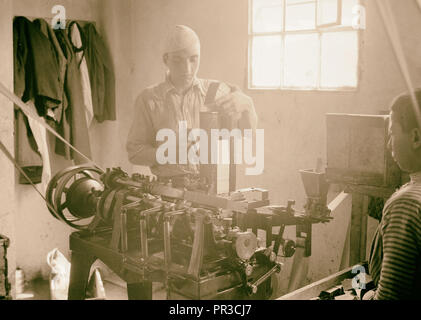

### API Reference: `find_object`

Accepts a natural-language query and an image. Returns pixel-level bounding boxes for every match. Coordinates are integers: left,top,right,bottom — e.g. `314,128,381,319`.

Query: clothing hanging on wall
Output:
13,17,116,183
33,18,66,123
13,16,62,184
26,101,52,193
84,23,116,123
55,27,92,165
69,21,94,128
33,18,71,160
14,108,43,184
14,101,51,188
13,17,62,117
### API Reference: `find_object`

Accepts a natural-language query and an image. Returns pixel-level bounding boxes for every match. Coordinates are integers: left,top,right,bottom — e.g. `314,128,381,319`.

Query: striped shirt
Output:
368,171,421,300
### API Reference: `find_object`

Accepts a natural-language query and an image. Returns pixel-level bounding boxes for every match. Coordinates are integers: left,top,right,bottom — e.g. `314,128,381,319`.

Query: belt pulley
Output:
45,165,104,230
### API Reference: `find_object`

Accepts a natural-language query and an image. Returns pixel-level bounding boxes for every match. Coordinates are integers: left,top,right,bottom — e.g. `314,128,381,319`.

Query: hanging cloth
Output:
32,18,72,160
13,17,62,183
14,108,43,184
13,17,62,117
26,101,52,193
84,23,116,123
69,21,94,128
55,28,92,164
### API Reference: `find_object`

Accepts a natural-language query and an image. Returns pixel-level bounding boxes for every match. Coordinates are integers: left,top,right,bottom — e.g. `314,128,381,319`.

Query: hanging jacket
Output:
14,109,43,184
55,28,92,164
69,21,94,128
33,18,71,159
84,23,116,123
13,16,62,184
13,16,62,117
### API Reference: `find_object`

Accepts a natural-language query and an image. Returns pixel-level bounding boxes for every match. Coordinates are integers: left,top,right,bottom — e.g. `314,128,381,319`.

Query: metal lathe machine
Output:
45,165,331,300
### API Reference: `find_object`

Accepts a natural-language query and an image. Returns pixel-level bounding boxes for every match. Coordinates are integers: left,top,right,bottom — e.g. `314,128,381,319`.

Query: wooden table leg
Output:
349,194,369,266
127,281,152,300
359,195,369,262
68,251,96,300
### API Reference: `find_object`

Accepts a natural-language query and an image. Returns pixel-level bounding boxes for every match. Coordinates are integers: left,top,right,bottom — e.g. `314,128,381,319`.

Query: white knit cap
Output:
163,25,201,55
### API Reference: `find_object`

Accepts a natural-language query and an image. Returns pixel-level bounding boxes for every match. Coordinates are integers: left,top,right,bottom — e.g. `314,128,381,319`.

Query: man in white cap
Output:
126,25,257,180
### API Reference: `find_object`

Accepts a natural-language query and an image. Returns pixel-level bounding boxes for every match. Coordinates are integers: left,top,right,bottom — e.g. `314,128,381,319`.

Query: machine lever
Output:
246,263,281,295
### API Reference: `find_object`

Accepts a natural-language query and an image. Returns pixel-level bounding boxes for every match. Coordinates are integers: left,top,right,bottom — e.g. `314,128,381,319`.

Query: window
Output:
249,0,360,90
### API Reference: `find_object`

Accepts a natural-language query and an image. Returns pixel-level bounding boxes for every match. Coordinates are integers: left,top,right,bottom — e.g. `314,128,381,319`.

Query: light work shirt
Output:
126,76,256,177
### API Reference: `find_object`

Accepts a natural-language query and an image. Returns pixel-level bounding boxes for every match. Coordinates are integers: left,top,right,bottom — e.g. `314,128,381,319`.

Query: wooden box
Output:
326,114,402,188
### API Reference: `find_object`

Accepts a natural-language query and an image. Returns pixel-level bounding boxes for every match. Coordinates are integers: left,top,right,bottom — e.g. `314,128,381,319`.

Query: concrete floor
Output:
15,256,282,300
17,269,167,300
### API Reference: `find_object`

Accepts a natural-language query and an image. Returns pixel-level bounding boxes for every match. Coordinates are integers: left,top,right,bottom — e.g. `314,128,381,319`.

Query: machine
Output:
45,165,332,300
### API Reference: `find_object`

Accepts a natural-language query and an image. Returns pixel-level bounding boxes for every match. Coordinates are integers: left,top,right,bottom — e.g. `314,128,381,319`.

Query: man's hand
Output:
215,91,254,122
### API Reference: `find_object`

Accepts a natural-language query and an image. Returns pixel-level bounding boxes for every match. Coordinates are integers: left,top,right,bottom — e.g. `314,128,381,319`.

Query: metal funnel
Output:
299,169,329,202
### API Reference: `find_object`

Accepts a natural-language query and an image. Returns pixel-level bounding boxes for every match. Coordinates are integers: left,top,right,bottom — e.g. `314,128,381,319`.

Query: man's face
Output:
388,112,413,172
164,46,200,92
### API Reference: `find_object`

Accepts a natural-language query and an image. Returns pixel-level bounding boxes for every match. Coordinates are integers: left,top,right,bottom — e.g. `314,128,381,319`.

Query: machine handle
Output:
246,263,281,295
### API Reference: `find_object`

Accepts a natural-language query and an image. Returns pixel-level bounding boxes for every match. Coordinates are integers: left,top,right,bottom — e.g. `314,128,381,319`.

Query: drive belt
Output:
0,81,102,170
0,80,103,218
0,138,60,218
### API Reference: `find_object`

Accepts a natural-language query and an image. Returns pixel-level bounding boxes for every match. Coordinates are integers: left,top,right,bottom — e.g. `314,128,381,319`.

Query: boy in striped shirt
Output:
368,90,421,300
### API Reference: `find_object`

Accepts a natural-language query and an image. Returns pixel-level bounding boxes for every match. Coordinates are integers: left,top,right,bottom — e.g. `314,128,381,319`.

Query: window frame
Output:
248,0,362,92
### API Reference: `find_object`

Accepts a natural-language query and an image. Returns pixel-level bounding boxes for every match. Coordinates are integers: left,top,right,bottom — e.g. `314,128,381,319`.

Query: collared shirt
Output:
127,76,236,177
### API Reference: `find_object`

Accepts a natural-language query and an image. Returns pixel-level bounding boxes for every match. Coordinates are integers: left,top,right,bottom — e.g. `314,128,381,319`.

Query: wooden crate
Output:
0,235,10,299
326,114,402,188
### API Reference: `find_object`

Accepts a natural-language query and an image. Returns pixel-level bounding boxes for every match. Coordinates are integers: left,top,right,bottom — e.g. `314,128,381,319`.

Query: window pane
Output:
287,0,312,4
285,0,316,31
251,36,282,87
341,0,359,26
283,33,319,88
321,31,358,88
317,0,338,26
252,0,284,33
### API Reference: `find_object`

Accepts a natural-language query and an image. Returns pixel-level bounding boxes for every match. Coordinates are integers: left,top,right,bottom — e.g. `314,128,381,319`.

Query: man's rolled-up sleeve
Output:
126,92,158,167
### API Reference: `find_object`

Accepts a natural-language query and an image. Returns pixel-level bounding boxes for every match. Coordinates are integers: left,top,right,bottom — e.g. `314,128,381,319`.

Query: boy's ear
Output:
411,127,421,149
